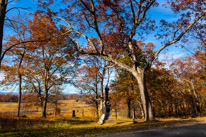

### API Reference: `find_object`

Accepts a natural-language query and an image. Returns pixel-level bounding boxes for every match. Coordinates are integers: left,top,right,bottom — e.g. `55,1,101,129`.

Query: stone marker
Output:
98,85,112,124
72,110,75,118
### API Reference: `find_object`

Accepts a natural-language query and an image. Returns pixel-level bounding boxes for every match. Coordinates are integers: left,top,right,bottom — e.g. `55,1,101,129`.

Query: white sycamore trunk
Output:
133,69,154,121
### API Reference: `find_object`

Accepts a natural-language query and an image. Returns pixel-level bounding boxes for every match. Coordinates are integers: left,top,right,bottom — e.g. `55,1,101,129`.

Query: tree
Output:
164,0,206,116
163,0,205,55
16,48,25,117
0,0,32,66
1,15,37,117
40,0,206,121
49,85,63,117
1,46,26,116
170,56,203,116
22,13,79,118
0,0,7,64
146,64,178,117
194,51,206,85
114,72,139,118
74,56,102,119
74,56,112,121
23,73,44,112
112,55,139,119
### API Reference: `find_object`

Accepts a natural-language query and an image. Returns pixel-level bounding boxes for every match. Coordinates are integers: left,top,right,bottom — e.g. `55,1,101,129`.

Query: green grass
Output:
0,117,206,137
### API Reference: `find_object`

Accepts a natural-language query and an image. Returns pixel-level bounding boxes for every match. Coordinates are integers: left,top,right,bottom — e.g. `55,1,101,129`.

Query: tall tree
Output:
113,70,139,119
1,17,28,116
74,56,111,120
146,64,178,117
170,56,202,116
49,85,63,117
23,13,79,118
112,55,139,119
16,48,26,117
75,56,102,119
0,0,7,63
1,47,26,117
41,0,206,121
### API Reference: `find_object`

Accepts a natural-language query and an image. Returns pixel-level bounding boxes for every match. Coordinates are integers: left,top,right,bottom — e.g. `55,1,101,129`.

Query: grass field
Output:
0,100,206,137
0,100,97,119
0,116,206,137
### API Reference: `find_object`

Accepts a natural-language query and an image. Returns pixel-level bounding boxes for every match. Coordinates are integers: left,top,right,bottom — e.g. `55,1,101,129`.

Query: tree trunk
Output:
41,87,48,118
99,67,105,117
94,73,99,120
133,70,154,121
95,100,99,120
168,103,173,117
115,101,117,119
138,99,145,119
0,0,7,65
99,99,103,117
54,101,57,117
38,84,43,109
127,98,131,118
17,73,22,117
82,109,84,117
190,81,200,116
42,67,49,118
199,96,202,116
132,102,136,123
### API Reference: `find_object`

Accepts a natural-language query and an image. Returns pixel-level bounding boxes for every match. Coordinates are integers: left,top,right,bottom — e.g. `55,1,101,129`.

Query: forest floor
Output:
0,116,206,137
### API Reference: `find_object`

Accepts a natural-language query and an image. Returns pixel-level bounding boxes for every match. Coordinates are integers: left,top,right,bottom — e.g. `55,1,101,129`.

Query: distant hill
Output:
0,92,78,95
0,91,18,95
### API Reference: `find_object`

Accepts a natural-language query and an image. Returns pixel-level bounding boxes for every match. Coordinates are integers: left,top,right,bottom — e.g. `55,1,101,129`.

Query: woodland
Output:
0,0,205,136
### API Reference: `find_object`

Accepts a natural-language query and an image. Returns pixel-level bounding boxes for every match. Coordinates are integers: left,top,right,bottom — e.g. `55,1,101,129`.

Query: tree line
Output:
111,52,206,119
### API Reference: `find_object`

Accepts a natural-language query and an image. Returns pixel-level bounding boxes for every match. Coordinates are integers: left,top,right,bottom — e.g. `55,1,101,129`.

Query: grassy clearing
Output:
0,100,96,119
0,116,206,137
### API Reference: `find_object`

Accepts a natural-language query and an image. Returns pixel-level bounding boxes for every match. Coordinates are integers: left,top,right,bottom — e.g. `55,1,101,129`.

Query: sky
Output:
1,0,197,94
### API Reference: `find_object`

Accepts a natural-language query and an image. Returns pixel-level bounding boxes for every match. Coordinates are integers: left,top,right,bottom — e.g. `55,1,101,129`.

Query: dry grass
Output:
0,100,97,119
0,102,17,112
0,116,206,137
0,100,206,137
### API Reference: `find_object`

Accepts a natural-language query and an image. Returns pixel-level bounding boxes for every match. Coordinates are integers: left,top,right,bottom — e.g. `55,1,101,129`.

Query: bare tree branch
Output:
130,0,136,25
6,7,29,14
0,40,46,66
100,54,133,73
154,10,206,58
54,15,100,54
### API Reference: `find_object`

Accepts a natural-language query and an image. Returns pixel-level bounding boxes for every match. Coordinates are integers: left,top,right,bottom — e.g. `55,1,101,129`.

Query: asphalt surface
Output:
98,123,206,137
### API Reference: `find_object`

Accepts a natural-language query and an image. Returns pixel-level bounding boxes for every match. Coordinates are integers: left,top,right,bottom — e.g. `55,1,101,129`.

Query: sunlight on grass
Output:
1,116,206,137
1,100,206,137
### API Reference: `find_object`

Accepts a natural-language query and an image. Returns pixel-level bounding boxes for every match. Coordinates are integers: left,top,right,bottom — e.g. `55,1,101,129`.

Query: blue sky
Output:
2,0,196,94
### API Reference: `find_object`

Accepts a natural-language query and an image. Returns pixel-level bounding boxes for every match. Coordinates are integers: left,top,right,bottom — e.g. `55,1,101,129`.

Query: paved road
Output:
98,123,206,137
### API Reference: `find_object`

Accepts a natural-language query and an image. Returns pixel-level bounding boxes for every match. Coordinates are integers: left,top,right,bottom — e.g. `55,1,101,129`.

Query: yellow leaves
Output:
182,89,189,93
128,80,134,84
